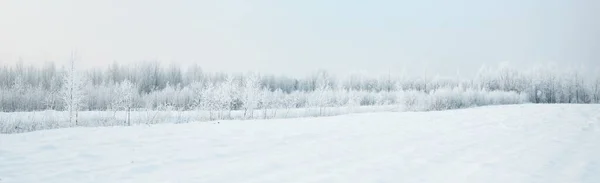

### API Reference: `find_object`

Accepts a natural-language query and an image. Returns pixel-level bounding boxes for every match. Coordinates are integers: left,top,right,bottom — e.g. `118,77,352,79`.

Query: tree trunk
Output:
127,106,131,126
264,108,268,119
75,109,79,126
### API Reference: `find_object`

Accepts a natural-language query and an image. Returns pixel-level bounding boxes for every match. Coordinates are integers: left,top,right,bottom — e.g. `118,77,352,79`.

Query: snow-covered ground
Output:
1,104,599,183
0,105,402,133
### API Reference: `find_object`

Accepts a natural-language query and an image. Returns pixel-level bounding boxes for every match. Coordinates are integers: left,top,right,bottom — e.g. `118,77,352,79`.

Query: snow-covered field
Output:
1,104,599,183
0,105,402,133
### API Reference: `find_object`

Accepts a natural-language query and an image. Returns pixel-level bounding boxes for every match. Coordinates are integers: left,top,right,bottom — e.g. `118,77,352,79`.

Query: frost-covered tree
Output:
188,81,205,110
346,90,361,113
201,83,218,120
259,88,276,119
212,76,236,119
111,79,137,125
60,54,87,126
226,77,242,117
2,61,600,115
281,91,299,117
43,76,62,110
8,76,26,111
269,89,286,118
242,74,261,119
592,77,600,103
309,76,331,116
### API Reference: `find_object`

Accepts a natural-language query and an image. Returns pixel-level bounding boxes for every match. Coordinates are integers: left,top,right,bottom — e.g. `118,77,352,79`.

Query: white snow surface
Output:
1,104,600,183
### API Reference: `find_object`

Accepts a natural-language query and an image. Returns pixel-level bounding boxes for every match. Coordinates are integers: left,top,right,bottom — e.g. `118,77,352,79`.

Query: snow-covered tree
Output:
201,83,218,120
309,77,331,116
188,81,205,110
43,76,62,110
280,91,299,117
242,74,261,119
259,88,276,119
346,90,361,113
592,77,600,103
213,76,236,119
111,79,137,125
60,54,87,126
269,89,286,118
2,61,600,116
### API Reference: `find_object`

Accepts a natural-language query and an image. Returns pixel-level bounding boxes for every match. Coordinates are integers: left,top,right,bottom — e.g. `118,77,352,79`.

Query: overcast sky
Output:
0,0,598,77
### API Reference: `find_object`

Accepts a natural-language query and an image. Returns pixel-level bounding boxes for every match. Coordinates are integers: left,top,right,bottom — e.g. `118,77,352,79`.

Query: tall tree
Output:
242,74,261,119
61,53,87,126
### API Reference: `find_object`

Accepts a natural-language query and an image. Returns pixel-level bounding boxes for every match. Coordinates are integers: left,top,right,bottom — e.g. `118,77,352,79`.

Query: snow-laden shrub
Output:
1,83,533,133
394,88,525,112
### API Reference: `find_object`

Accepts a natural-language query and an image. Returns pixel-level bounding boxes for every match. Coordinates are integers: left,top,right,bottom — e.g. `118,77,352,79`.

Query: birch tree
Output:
111,79,137,125
242,74,261,119
61,54,87,126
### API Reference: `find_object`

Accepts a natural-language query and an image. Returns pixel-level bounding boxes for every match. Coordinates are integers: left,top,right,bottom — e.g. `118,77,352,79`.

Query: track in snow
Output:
1,104,599,183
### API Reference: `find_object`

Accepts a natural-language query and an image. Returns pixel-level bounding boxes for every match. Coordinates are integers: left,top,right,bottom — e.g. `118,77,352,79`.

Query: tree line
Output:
1,61,599,114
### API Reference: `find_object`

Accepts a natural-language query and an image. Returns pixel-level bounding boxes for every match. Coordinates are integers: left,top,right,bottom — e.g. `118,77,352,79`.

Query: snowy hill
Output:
1,104,599,183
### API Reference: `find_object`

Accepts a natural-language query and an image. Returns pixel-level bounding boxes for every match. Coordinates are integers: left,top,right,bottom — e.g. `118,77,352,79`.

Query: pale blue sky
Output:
0,0,597,77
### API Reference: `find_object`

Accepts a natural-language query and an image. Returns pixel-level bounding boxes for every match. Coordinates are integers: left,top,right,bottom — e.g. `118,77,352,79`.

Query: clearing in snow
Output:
1,104,600,183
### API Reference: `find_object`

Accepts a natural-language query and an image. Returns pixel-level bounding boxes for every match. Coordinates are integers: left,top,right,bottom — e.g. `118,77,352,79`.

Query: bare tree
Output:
242,74,261,119
594,77,600,103
61,52,87,126
111,79,137,125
